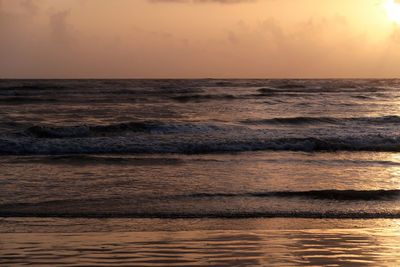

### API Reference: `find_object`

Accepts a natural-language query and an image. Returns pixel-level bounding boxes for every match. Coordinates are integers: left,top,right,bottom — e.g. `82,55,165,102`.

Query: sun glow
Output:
385,0,400,24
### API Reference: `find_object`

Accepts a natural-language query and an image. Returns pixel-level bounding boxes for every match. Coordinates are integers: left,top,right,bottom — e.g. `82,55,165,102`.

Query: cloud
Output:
20,0,39,15
49,9,73,44
1,0,399,78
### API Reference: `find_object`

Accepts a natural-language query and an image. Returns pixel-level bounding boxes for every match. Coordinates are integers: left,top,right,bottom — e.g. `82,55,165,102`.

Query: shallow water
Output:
1,218,400,267
1,151,400,218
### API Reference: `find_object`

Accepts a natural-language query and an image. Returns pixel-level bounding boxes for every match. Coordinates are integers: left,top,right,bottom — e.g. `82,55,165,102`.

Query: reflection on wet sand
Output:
1,221,400,266
289,230,388,267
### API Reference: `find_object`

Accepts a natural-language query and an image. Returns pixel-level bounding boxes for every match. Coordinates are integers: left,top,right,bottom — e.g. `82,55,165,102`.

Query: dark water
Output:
3,79,400,155
1,79,400,219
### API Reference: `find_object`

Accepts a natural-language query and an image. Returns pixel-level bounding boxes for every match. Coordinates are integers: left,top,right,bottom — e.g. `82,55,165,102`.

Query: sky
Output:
1,0,400,78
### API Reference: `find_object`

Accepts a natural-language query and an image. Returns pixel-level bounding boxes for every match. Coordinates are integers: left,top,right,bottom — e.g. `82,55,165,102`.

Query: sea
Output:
1,79,400,266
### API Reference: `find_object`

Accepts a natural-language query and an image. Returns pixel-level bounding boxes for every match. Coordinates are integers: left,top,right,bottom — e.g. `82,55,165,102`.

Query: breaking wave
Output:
241,115,400,125
25,121,161,138
1,189,399,219
0,97,59,104
21,121,236,139
179,189,400,201
171,94,237,102
2,135,400,155
1,211,399,219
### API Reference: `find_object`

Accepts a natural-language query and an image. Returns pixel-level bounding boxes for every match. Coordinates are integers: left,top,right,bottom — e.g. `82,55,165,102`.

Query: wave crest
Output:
25,121,159,138
181,189,400,201
2,135,400,155
242,116,400,125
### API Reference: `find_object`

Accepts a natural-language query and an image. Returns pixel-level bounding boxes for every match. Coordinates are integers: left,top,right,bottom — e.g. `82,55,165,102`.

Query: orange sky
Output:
1,0,400,78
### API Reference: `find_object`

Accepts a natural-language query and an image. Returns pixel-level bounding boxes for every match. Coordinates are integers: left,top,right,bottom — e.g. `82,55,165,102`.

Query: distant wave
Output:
171,94,237,102
3,135,400,155
0,83,68,91
25,121,160,138
0,97,58,104
8,155,185,165
241,116,400,125
276,84,307,89
22,121,236,138
179,189,400,201
0,211,399,219
256,86,384,95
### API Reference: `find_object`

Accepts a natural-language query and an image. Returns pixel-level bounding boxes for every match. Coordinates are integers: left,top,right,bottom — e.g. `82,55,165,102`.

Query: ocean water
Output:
1,79,400,266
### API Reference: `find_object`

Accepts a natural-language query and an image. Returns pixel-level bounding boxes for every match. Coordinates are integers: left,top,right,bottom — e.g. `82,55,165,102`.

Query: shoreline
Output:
2,218,400,266
2,217,400,233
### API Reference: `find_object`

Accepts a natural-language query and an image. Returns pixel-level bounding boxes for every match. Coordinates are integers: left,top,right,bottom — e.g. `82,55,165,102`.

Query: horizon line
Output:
1,77,400,80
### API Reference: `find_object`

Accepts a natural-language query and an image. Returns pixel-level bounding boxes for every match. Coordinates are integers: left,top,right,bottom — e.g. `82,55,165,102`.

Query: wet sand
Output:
1,218,400,266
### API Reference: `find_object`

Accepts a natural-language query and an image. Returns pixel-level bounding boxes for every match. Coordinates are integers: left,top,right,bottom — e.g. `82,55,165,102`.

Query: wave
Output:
20,121,241,139
276,83,307,89
0,83,68,91
0,97,59,104
5,155,184,165
179,189,400,201
0,211,399,219
1,189,399,219
25,121,161,138
171,94,237,102
3,135,400,155
256,85,385,95
241,116,400,125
